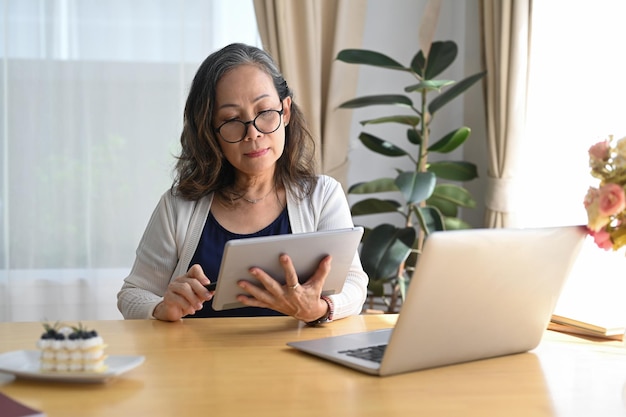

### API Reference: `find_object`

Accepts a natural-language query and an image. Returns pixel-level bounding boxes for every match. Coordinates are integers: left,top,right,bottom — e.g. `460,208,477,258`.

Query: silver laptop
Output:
287,225,587,376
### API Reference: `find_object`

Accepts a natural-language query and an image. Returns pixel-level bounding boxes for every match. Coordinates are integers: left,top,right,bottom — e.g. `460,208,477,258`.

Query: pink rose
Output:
588,228,613,251
598,183,626,216
588,140,610,161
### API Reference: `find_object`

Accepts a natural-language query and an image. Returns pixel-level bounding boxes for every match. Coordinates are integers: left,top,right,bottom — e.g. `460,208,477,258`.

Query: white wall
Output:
347,0,487,229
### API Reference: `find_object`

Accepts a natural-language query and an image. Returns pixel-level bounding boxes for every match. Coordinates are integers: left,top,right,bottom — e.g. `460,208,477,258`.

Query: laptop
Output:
211,227,364,311
287,225,587,376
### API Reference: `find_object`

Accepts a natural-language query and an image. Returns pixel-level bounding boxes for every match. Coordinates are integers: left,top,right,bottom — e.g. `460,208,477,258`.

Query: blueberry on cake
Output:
37,323,107,372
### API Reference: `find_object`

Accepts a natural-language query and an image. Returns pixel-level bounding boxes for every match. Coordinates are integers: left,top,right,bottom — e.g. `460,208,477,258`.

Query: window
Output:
521,1,626,228
3,0,261,62
523,1,626,322
0,0,261,321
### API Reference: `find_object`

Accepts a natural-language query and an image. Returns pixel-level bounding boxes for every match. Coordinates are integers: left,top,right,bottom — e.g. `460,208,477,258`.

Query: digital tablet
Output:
210,227,364,311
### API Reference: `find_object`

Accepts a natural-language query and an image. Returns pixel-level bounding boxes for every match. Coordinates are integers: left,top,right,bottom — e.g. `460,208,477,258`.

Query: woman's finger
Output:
279,254,300,290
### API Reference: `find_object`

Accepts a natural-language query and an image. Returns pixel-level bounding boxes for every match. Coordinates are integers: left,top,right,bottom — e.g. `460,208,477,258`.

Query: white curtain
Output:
480,0,532,228
253,0,366,187
0,0,261,322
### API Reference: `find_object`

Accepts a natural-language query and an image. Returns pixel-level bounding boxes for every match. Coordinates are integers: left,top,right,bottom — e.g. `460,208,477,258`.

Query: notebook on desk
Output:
287,225,587,376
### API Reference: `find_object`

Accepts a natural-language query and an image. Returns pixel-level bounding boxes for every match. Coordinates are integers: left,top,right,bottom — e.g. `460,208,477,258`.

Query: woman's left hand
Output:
236,254,331,322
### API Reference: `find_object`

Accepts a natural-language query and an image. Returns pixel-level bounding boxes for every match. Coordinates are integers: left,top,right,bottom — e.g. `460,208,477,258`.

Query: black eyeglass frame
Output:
214,103,285,144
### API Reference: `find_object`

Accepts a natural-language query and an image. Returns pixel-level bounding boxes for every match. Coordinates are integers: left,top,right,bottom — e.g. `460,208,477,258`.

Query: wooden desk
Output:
1,315,625,417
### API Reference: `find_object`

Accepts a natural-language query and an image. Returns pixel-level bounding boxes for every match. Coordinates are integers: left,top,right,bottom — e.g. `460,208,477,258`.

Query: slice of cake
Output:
37,323,107,372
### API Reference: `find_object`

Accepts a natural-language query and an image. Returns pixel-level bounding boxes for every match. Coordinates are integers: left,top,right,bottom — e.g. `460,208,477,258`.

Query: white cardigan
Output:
117,175,368,320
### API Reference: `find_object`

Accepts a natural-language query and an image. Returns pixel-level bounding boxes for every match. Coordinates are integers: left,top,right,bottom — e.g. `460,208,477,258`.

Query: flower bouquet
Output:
585,135,626,250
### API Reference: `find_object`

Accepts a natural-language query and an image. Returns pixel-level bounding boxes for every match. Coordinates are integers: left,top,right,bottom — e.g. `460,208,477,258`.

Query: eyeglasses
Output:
214,103,284,143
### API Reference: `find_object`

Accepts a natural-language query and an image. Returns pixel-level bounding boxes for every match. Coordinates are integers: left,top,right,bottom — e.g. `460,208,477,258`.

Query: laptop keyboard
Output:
339,344,387,364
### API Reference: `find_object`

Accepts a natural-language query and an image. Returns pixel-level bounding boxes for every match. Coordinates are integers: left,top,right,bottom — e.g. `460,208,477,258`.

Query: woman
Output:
117,43,368,323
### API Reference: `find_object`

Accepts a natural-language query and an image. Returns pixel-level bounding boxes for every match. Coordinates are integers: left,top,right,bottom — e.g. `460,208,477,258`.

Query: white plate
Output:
0,350,145,383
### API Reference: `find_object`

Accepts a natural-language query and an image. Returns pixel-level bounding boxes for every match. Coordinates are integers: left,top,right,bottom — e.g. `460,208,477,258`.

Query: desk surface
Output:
1,315,626,417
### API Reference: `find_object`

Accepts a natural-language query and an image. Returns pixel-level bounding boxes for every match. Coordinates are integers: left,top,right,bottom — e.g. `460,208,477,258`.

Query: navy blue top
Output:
186,207,291,318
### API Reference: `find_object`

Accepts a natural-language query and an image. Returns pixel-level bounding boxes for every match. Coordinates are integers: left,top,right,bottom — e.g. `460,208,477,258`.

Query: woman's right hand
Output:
152,264,214,321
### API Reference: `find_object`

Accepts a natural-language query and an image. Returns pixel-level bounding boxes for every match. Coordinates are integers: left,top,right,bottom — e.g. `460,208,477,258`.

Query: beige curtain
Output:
480,0,532,227
253,0,366,186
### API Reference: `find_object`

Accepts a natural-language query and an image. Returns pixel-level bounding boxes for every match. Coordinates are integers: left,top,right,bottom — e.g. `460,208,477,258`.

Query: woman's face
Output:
213,64,291,180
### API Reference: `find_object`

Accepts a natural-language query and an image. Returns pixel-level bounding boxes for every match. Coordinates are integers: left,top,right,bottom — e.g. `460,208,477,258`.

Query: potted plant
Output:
337,40,485,312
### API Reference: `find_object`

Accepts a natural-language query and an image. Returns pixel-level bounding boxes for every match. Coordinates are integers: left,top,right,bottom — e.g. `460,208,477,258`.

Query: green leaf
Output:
444,217,472,230
425,195,458,217
428,127,471,153
410,41,458,79
404,80,454,93
427,161,478,181
407,128,421,145
395,171,436,204
336,49,408,71
351,198,401,216
411,51,427,77
413,205,445,235
367,279,387,297
339,94,413,109
360,224,416,280
404,242,419,277
428,71,487,115
360,115,420,127
431,184,476,208
359,132,410,157
349,178,399,194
